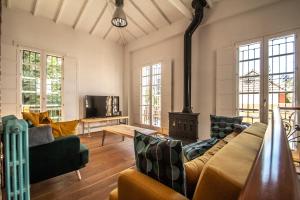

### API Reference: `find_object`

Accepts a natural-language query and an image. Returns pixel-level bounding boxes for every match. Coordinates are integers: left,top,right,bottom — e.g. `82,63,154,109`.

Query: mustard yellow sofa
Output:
109,122,267,200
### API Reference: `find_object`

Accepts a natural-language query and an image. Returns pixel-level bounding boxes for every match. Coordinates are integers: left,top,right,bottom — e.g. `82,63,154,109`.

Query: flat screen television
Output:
85,95,120,118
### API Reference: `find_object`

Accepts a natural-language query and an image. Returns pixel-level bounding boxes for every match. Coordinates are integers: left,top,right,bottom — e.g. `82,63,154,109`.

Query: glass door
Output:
21,50,41,113
20,49,63,121
262,34,297,122
46,55,63,121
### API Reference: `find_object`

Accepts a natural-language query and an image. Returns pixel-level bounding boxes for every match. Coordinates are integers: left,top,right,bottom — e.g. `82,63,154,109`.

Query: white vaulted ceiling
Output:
4,0,221,45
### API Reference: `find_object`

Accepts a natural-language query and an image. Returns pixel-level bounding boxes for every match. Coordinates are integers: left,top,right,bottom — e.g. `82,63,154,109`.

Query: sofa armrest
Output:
30,135,80,160
117,169,188,200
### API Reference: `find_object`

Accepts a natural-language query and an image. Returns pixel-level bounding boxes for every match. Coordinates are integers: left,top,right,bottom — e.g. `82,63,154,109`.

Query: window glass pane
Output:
46,55,63,121
21,50,41,113
140,64,162,127
237,42,261,124
268,34,296,116
151,64,161,127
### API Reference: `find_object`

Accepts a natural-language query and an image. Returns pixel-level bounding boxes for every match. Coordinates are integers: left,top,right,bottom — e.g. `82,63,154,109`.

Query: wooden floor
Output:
30,132,135,200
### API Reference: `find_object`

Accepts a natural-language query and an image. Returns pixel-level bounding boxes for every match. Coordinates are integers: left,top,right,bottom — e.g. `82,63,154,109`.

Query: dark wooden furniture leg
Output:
101,131,106,146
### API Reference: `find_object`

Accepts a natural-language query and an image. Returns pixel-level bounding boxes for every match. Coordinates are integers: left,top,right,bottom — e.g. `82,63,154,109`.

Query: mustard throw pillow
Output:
51,120,79,138
39,111,53,124
22,112,40,126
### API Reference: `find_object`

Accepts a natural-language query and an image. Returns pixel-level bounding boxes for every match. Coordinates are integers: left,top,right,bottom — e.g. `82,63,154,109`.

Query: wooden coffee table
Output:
101,125,157,146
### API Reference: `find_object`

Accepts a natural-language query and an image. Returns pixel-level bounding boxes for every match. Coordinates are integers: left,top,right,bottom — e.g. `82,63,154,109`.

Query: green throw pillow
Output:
210,115,243,138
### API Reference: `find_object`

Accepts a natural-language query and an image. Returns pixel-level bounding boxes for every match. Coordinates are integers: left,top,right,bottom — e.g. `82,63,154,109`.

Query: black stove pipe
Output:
182,0,207,113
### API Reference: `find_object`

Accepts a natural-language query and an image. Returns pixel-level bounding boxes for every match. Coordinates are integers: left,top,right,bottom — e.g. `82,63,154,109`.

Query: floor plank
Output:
31,132,135,200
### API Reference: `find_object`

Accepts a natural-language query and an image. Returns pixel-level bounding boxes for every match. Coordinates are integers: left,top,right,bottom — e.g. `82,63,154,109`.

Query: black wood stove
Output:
169,0,207,144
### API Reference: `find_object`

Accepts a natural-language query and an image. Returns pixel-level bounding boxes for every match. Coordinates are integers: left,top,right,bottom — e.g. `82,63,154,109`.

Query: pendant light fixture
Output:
111,0,127,28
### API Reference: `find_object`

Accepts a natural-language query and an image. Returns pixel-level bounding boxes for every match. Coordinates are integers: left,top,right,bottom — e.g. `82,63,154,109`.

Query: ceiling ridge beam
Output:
150,0,172,25
54,0,67,23
90,2,108,35
73,0,89,30
167,0,193,20
128,0,158,31
32,0,40,16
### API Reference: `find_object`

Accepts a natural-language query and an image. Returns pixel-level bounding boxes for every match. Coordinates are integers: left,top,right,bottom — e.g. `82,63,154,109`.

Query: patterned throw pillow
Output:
134,131,186,196
183,137,220,161
210,115,243,138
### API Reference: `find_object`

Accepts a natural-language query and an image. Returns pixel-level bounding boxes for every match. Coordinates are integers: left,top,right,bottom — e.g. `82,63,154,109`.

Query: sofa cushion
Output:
28,125,54,147
210,115,243,138
243,122,267,138
193,132,264,200
51,120,79,138
184,133,237,198
22,112,40,126
134,131,186,196
39,111,53,124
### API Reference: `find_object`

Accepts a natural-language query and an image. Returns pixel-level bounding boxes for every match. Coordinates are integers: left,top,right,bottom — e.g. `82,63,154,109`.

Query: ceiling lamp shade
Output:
111,0,127,28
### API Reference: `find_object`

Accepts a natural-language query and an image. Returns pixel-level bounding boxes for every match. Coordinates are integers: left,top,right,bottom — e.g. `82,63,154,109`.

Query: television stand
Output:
80,116,129,136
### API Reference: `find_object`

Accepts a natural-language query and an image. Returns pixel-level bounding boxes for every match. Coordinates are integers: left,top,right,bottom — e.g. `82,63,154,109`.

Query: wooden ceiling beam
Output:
126,15,148,35
73,0,89,30
167,0,193,20
90,2,108,35
150,0,172,25
54,0,67,23
128,0,158,31
32,0,40,16
103,26,113,39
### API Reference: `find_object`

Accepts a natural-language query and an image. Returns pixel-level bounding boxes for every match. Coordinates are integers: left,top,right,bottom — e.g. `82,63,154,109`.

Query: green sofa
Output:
30,135,89,183
2,115,89,184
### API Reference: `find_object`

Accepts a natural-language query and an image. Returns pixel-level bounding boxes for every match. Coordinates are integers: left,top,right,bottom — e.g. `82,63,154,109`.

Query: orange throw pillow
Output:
22,112,40,126
51,120,79,138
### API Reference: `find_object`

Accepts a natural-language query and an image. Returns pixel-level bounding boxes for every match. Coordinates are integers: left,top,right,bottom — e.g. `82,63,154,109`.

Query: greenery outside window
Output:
21,49,63,121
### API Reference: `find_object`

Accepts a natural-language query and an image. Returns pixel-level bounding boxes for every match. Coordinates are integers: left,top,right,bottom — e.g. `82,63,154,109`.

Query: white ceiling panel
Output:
58,0,86,26
123,29,136,43
76,0,107,32
37,0,61,19
123,1,156,34
93,8,112,38
130,0,169,28
7,0,228,45
11,0,35,12
152,0,183,23
125,17,145,38
107,27,122,42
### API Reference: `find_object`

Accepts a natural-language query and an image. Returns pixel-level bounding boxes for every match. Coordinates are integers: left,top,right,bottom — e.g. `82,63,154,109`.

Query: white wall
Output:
124,0,300,139
1,8,124,125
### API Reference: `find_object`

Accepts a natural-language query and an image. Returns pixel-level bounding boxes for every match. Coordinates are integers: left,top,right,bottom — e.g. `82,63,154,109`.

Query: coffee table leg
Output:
122,136,125,141
101,131,106,146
